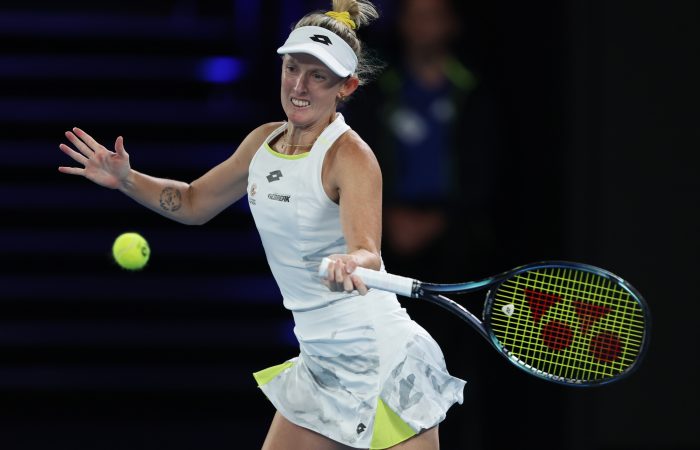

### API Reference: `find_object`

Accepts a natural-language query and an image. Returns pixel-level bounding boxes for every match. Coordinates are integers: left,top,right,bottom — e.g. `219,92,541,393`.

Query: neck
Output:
284,111,336,151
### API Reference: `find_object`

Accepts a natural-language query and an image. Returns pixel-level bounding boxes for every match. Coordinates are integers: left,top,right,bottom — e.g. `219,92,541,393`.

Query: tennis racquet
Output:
319,258,650,386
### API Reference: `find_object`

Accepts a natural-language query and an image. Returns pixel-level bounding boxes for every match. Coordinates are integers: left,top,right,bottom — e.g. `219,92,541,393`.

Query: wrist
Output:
118,169,137,193
348,249,381,271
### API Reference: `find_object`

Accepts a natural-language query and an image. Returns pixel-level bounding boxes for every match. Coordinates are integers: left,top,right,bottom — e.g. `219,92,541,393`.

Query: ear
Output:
338,76,360,98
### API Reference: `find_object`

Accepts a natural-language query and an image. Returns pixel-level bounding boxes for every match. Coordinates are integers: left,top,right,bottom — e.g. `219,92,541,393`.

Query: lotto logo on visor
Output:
277,26,358,77
310,34,332,46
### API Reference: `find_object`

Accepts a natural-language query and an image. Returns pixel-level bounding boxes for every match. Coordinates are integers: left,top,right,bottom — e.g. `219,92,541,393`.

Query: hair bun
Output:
331,0,379,30
325,11,357,30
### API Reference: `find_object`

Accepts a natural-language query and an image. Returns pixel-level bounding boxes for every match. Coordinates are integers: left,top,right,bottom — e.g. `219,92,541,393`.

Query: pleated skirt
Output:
253,290,465,449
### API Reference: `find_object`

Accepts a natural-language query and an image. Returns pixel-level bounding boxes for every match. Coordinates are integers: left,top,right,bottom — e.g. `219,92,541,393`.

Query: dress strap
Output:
310,113,351,158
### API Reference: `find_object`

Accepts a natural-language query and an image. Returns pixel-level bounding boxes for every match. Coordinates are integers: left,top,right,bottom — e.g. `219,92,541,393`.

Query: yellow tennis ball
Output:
112,232,150,270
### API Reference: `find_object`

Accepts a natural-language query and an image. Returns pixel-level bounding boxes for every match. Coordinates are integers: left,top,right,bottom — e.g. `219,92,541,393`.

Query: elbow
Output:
183,215,210,226
180,185,211,226
193,217,211,226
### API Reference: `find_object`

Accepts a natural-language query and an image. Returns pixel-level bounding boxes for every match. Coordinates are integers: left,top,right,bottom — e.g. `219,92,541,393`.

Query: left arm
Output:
322,131,383,295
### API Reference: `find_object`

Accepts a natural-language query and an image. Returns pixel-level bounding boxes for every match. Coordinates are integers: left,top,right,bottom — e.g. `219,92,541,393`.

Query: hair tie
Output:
325,11,357,30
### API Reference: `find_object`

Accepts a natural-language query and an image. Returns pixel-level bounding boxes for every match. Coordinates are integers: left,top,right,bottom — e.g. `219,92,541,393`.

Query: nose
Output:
292,72,308,93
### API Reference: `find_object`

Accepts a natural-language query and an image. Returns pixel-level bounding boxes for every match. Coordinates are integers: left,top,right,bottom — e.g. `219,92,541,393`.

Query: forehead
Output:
283,53,332,71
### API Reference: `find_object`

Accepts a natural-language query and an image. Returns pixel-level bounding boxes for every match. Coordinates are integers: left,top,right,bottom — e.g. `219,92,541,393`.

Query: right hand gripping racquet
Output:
319,259,650,386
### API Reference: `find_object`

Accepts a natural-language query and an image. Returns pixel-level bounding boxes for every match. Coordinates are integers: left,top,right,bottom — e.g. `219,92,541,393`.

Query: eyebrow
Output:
285,56,329,72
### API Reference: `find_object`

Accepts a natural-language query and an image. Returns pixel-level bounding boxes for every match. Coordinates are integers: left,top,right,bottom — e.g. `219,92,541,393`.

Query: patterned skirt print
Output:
254,291,465,449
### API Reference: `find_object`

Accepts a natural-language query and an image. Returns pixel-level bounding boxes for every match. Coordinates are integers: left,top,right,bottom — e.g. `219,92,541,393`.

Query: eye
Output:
285,65,297,73
313,72,327,81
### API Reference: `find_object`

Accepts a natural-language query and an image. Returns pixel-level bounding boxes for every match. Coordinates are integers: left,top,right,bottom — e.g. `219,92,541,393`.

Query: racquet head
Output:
483,262,650,386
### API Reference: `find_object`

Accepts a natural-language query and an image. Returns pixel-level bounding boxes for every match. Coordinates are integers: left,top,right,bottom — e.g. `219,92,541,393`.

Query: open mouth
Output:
291,97,310,108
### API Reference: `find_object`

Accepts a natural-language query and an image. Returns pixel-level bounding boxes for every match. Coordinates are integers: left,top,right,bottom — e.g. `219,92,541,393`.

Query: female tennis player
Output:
58,1,465,448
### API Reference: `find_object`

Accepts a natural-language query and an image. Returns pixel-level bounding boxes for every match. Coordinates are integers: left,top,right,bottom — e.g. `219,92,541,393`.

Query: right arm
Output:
59,124,282,225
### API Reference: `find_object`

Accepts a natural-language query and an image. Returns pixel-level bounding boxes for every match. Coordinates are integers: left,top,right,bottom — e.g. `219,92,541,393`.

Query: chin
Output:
285,110,315,127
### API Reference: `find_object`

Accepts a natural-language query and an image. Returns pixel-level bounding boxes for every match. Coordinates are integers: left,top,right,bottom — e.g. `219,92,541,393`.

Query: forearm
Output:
119,169,200,225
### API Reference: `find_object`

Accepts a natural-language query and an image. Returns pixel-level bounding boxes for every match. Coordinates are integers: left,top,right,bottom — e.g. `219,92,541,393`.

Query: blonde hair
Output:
294,0,382,87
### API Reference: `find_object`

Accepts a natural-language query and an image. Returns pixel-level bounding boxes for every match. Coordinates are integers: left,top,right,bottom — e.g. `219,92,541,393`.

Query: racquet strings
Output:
489,267,646,383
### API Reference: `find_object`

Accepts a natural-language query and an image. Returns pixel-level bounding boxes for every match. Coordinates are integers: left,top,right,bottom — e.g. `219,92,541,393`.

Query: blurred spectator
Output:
350,0,501,281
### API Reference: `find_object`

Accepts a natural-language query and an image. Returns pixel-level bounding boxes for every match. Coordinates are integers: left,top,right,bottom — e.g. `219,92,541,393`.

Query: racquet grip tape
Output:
318,257,415,297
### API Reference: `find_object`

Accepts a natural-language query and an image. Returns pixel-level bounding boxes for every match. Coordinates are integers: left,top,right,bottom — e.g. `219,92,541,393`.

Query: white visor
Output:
277,26,358,77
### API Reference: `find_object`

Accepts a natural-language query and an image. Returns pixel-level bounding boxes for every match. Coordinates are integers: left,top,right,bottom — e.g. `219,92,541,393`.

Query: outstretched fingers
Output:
59,143,89,166
65,130,95,159
59,127,103,177
73,127,104,151
58,166,85,176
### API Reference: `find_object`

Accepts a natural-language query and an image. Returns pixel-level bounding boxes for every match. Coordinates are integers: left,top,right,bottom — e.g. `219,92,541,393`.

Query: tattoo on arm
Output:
159,187,182,212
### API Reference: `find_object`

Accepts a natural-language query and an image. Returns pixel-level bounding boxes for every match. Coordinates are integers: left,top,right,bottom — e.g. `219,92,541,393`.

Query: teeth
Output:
291,98,310,107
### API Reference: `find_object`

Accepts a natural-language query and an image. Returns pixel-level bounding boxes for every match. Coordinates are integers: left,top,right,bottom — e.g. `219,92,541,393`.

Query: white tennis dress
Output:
248,113,465,449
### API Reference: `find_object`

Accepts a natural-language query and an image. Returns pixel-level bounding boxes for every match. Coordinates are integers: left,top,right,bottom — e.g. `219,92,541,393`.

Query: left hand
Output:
59,128,133,190
321,254,369,295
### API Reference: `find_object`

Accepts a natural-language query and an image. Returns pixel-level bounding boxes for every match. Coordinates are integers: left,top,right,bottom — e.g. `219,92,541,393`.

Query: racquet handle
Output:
318,257,416,297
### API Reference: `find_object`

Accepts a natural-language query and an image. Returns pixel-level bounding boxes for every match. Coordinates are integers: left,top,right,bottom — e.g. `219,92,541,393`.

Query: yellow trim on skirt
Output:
252,361,417,449
253,360,295,386
370,398,417,449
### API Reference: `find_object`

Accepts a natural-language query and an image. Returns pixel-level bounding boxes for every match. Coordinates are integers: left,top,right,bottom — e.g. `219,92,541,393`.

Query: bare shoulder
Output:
241,121,285,151
327,129,380,171
231,121,285,162
323,130,382,199
256,121,287,137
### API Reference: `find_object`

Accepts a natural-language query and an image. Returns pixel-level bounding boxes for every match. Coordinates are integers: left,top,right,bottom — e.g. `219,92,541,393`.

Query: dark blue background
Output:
1,1,698,449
